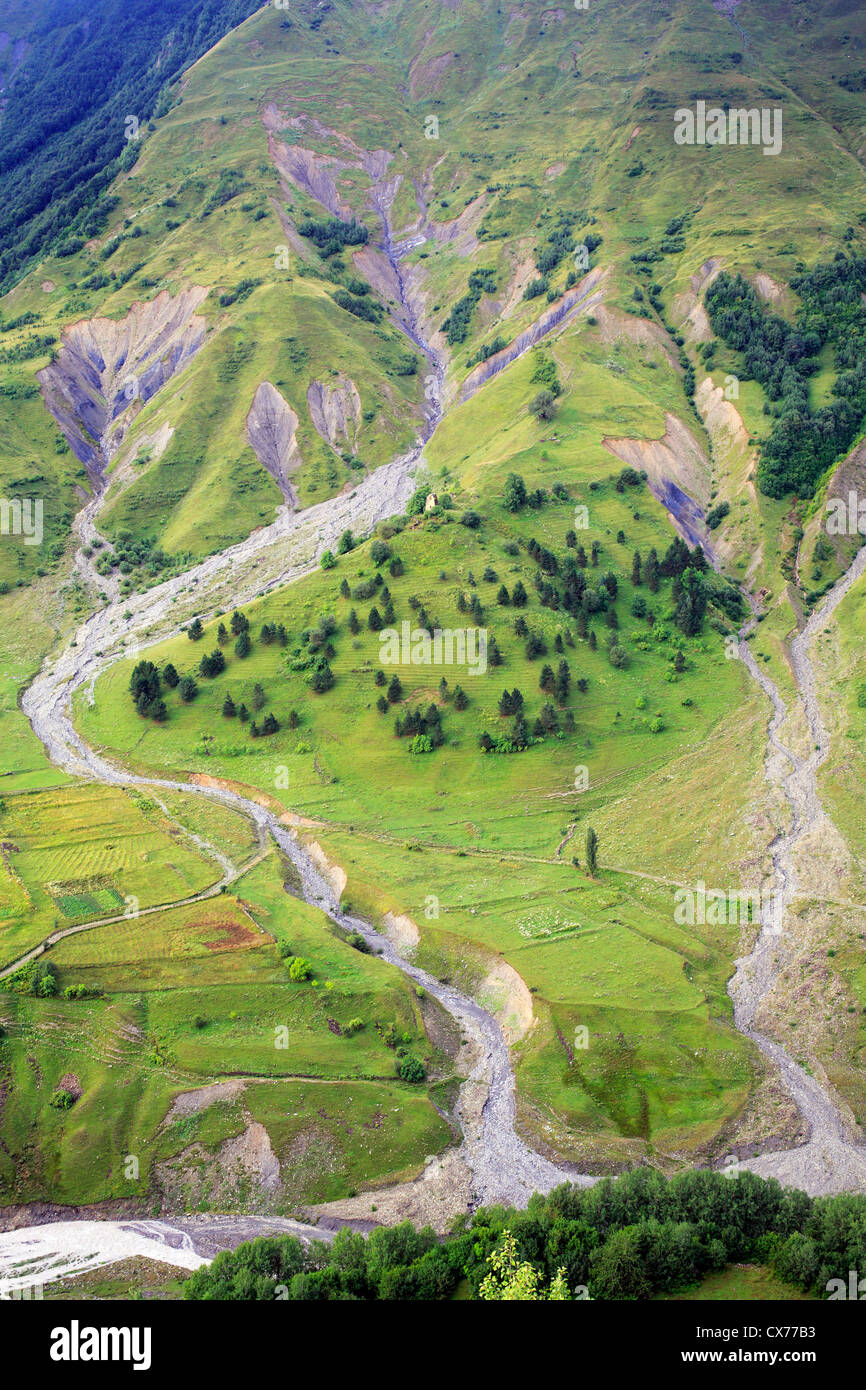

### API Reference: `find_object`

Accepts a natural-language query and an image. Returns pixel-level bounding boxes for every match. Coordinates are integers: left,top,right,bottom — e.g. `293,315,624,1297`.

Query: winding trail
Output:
7,510,864,1294
0,190,586,1293
4,170,866,1285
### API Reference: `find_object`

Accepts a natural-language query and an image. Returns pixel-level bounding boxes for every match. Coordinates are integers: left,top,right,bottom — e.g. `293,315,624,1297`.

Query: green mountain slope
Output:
2,0,866,1212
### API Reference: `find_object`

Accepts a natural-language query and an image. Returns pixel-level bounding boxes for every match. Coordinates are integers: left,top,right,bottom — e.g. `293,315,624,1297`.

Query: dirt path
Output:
2,194,594,1284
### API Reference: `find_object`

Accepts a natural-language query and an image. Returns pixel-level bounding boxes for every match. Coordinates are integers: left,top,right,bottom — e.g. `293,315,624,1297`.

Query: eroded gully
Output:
4,222,866,1283
0,200,585,1289
729,545,866,1194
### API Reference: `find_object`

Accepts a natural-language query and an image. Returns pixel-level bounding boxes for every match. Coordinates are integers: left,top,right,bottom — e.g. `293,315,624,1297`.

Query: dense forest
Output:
183,1168,866,1300
0,0,261,289
705,256,866,498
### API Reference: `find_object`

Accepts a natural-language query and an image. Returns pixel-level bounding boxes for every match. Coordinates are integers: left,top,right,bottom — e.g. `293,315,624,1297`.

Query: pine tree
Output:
163,662,179,689
586,826,599,877
645,548,660,593
555,660,570,705
222,692,237,718
632,551,642,586
187,617,203,641
217,623,229,645
234,630,251,658
453,685,468,711
252,682,265,710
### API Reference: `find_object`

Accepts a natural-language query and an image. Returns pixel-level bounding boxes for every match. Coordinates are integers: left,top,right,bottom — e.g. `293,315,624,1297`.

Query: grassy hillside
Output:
2,0,866,1209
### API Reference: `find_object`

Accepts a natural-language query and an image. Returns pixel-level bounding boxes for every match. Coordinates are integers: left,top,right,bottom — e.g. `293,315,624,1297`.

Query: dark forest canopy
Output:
0,0,261,290
184,1168,866,1301
706,256,866,499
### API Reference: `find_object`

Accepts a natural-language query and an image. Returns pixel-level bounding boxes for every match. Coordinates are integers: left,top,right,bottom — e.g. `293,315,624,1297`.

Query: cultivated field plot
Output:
0,853,449,1209
76,479,767,1165
0,784,225,965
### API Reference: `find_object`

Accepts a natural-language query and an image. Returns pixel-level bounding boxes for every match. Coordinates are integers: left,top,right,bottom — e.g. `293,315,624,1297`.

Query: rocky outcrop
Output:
245,381,303,506
37,288,208,484
672,258,723,344
306,377,361,454
603,413,712,552
459,267,606,403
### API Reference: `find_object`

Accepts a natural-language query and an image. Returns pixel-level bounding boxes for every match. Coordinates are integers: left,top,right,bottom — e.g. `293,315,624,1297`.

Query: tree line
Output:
182,1166,866,1300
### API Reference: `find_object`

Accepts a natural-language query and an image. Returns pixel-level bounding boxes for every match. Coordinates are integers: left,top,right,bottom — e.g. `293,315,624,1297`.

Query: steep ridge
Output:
245,382,302,508
37,288,208,485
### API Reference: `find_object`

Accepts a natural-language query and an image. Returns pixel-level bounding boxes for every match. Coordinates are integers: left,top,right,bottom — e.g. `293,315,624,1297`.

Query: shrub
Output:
49,1088,76,1110
398,1055,427,1084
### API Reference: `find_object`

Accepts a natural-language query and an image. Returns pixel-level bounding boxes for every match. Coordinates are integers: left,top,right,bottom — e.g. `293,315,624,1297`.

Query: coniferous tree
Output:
555,660,570,705
199,649,226,677
645,548,660,592
586,826,599,877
